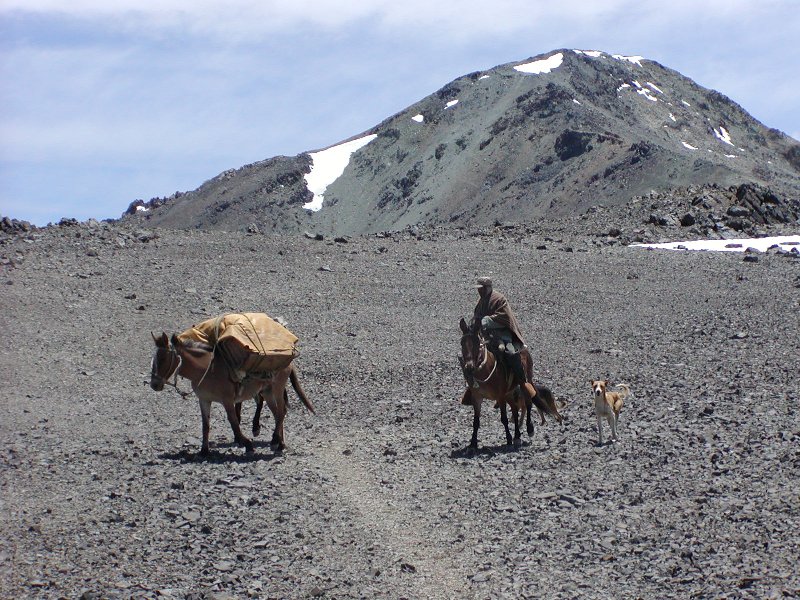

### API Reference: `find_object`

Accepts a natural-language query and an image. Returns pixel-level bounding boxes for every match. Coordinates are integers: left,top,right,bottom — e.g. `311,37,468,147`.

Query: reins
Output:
472,339,498,384
159,343,213,399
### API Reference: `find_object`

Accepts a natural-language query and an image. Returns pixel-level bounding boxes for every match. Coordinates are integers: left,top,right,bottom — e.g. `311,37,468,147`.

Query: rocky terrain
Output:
121,49,800,236
1,214,799,599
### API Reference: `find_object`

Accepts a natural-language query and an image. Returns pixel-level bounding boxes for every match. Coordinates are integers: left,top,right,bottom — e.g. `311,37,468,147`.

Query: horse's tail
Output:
532,383,564,423
290,364,315,414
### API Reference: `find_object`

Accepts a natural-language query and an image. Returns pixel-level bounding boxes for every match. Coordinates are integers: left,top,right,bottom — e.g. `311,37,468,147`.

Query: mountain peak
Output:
124,49,800,235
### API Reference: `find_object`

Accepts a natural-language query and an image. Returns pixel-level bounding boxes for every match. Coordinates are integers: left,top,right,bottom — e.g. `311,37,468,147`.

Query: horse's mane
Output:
178,338,214,353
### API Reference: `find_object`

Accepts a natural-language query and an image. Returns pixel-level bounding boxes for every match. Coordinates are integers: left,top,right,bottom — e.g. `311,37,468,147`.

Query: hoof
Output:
513,437,522,449
252,425,261,438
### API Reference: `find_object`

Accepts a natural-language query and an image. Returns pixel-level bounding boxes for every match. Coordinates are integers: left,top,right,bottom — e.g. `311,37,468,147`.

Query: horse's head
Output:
150,332,180,391
459,317,484,376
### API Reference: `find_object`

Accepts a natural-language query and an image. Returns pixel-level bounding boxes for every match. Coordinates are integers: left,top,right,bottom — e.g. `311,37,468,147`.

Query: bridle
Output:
462,331,497,385
150,337,216,398
151,343,183,391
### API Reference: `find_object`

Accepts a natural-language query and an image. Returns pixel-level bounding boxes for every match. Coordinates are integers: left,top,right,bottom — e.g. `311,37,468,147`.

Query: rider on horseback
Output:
473,277,528,387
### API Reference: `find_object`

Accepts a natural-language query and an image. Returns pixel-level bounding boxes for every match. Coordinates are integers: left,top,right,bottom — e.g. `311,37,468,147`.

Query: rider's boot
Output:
507,350,527,386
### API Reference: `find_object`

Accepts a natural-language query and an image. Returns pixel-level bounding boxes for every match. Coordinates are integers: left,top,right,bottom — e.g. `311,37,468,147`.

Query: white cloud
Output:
4,1,790,39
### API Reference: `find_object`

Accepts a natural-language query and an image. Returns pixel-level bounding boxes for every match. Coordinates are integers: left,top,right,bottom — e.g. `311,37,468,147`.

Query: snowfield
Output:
632,235,800,253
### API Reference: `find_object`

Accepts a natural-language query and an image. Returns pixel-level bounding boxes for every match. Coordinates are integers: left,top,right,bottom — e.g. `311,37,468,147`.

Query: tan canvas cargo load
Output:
177,312,299,377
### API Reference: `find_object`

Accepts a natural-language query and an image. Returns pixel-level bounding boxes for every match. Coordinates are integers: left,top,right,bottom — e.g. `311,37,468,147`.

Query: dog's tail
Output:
614,383,631,399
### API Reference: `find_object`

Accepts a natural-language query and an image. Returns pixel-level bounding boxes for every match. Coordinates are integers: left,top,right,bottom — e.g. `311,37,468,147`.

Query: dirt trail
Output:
314,436,472,599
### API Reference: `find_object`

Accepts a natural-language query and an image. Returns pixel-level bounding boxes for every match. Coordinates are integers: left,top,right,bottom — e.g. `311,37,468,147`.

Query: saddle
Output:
178,312,299,383
485,334,531,387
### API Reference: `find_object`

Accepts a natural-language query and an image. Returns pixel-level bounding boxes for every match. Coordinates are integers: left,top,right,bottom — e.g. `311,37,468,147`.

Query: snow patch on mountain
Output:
714,126,734,146
574,49,603,58
613,54,644,66
633,236,800,253
514,53,564,74
303,134,378,211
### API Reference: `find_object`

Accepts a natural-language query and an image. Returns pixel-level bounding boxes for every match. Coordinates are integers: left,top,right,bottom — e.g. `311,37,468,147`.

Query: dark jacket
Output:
473,290,526,346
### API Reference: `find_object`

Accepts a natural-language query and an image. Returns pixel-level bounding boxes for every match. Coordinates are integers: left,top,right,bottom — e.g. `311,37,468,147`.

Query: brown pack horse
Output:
150,332,314,456
459,318,563,449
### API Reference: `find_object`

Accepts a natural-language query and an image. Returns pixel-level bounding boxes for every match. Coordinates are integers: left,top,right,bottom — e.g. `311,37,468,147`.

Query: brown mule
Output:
150,332,313,456
458,318,562,449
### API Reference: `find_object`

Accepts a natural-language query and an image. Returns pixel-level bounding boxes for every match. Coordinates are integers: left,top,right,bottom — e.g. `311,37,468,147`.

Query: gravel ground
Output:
1,220,799,599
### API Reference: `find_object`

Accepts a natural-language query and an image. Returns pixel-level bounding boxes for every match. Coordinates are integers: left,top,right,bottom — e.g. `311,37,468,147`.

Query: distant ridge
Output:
122,49,800,235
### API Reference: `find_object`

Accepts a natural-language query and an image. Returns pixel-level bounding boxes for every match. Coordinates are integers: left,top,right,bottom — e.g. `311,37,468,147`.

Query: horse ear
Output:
171,333,180,346
459,317,469,333
154,332,168,347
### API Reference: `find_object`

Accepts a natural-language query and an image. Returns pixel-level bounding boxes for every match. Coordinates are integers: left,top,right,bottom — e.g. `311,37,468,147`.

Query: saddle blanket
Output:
178,312,299,376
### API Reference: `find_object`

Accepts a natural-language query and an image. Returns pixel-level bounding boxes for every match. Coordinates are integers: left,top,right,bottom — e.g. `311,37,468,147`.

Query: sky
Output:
1,1,799,226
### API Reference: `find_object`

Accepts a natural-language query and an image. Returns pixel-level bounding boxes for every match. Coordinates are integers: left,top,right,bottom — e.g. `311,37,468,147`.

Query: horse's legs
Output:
198,397,212,456
252,394,264,438
223,401,254,453
470,396,482,449
500,403,513,446
511,404,522,446
525,402,534,436
264,390,287,451
522,383,535,436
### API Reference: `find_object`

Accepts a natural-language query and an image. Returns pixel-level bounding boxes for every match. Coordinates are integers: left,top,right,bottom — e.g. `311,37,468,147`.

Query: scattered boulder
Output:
1,217,33,235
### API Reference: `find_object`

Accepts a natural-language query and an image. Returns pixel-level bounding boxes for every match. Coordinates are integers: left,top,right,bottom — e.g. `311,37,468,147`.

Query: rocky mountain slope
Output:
1,219,799,598
121,49,800,235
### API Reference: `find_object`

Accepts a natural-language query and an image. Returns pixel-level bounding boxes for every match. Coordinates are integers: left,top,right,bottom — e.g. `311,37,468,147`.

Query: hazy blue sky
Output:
1,1,798,225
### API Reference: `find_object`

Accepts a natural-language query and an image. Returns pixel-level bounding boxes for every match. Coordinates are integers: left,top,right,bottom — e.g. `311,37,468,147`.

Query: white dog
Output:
590,380,630,445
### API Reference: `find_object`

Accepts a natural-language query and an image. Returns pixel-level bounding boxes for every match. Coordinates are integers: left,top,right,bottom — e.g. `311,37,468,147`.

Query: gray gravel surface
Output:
1,220,799,599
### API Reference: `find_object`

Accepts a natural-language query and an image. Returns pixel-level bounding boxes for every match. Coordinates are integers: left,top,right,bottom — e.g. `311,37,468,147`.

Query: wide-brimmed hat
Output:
475,276,493,288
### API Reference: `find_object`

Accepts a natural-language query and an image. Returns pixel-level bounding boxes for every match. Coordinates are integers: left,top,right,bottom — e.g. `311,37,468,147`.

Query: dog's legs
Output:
596,414,604,446
609,413,618,441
